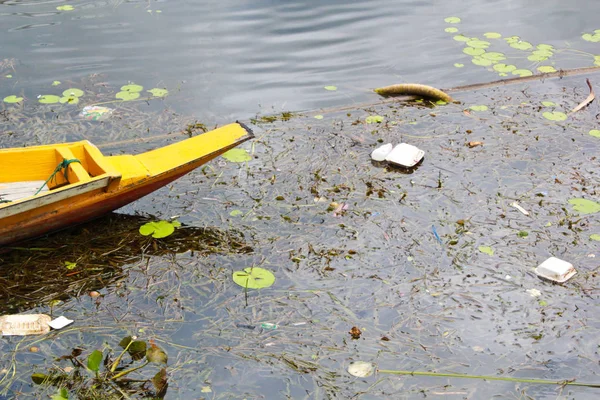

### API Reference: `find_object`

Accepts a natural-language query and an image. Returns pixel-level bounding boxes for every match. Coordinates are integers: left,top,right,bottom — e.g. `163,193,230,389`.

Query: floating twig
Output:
569,78,595,115
374,83,456,103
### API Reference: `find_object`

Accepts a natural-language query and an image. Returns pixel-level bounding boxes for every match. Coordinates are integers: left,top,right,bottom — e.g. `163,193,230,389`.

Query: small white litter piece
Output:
370,143,393,161
534,257,577,283
48,316,74,330
0,314,51,336
511,202,530,216
347,361,375,377
385,143,425,168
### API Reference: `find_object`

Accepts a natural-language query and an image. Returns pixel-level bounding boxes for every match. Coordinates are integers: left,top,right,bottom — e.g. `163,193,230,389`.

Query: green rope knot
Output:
35,158,81,196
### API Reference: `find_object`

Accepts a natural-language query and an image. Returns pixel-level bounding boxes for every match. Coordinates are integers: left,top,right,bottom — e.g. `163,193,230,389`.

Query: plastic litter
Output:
79,105,113,121
0,314,51,336
385,143,425,167
48,316,74,330
261,323,277,330
370,143,393,161
535,257,577,283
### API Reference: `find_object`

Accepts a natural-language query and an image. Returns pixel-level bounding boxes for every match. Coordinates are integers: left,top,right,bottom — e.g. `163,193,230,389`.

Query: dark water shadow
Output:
0,213,253,313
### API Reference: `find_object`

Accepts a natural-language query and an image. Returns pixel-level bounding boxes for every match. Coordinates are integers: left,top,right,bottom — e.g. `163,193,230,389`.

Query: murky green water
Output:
1,1,600,399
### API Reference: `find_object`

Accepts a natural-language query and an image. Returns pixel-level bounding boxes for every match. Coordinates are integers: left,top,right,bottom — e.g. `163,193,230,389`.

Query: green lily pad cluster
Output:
365,115,384,124
116,84,169,101
444,17,564,77
582,29,600,42
37,88,84,105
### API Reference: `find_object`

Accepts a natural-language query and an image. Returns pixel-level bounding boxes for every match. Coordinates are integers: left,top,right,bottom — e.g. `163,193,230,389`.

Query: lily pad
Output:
589,129,600,138
469,105,488,111
57,5,74,11
232,267,275,289
3,95,23,104
537,66,557,73
471,56,493,66
445,27,458,33
62,88,84,97
222,148,252,162
478,246,494,256
541,101,556,107
139,220,178,238
512,69,533,77
568,198,600,215
453,34,470,42
116,91,140,101
542,111,567,121
52,80,61,86
517,231,529,238
582,32,600,42
510,41,533,50
493,63,516,73
454,63,464,68
463,47,485,56
466,39,490,49
483,32,502,39
121,84,144,93
537,44,554,51
229,210,243,217
590,234,600,241
481,52,506,61
314,114,324,119
148,88,168,97
38,95,60,104
365,115,384,124
504,36,520,44
444,16,461,24
59,96,79,104
324,86,337,91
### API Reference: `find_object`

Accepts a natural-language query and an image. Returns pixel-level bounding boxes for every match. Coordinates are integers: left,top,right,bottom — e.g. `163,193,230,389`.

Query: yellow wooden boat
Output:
0,122,253,246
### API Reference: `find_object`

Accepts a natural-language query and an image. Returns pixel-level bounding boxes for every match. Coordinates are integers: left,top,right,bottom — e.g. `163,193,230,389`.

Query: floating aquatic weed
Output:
323,85,337,91
3,95,23,104
454,63,464,68
481,52,506,61
56,5,74,11
510,40,533,50
463,47,485,56
512,69,533,77
466,39,490,49
139,220,181,239
483,32,502,39
493,63,516,73
64,261,77,270
582,29,600,42
147,88,168,97
38,94,61,104
517,231,529,238
52,81,61,86
453,34,470,42
594,55,600,66
314,114,324,119
116,83,144,100
445,27,458,33
542,111,567,121
528,49,554,62
537,66,557,73
222,148,252,162
229,210,243,217
365,115,383,124
541,101,556,107
471,56,493,66
469,105,488,111
589,129,600,138
568,198,600,215
59,88,84,104
232,267,275,289
590,234,600,241
478,246,494,256
444,16,461,24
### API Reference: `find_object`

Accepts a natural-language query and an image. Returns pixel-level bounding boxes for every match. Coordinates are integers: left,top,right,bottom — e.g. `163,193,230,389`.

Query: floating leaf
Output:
347,361,375,377
62,88,83,97
590,234,600,241
3,95,23,104
478,245,494,256
59,96,79,104
87,350,103,372
56,5,74,11
481,52,506,61
469,105,488,111
121,84,144,93
453,34,470,42
365,115,383,124
541,101,556,107
314,114,324,119
582,32,600,42
139,220,177,238
510,41,533,50
517,231,529,238
38,94,60,104
537,44,554,51
445,27,458,33
466,39,490,49
222,148,252,162
64,261,77,270
51,388,69,400
542,111,567,121
512,69,533,77
493,63,516,73
568,198,600,215
504,36,520,44
483,32,502,39
324,85,337,91
444,16,461,24
147,88,168,97
537,66,556,73
147,345,168,364
5,74,12,78
232,267,275,289
471,56,493,66
589,129,600,138
115,91,140,101
463,47,485,56
454,63,464,68
52,81,61,86
229,210,243,217
595,55,600,66
152,368,168,395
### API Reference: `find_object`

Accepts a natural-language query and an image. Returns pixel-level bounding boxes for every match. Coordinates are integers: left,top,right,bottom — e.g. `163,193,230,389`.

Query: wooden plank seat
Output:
0,181,49,202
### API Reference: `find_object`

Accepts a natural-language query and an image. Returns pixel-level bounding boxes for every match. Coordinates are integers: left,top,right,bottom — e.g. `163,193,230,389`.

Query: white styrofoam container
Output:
370,143,393,162
0,314,51,336
534,257,577,283
385,143,425,168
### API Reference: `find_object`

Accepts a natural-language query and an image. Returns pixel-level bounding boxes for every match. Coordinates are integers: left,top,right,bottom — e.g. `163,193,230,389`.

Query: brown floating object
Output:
374,83,456,103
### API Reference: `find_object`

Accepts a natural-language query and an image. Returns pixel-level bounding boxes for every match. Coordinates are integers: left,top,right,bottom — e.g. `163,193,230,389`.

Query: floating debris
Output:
370,143,393,161
535,257,577,283
374,83,456,103
349,326,362,339
385,143,425,168
48,316,74,330
0,314,51,335
347,361,375,378
511,202,530,216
